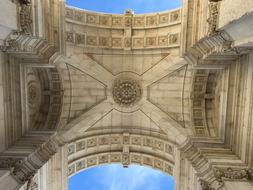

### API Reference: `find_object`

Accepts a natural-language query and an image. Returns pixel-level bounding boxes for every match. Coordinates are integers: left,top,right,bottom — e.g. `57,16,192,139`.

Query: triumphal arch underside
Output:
0,0,253,189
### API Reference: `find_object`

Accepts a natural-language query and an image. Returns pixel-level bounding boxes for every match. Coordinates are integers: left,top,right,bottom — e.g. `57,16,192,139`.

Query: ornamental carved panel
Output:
170,10,180,22
169,33,179,44
66,8,74,19
124,38,132,48
86,14,97,24
74,11,84,22
99,155,109,164
133,17,145,27
146,16,157,26
99,36,110,47
112,37,122,47
99,15,110,26
75,33,85,45
19,1,33,35
112,17,123,27
158,36,168,46
146,37,157,46
66,32,74,43
76,141,86,151
87,36,98,46
76,160,86,171
159,13,170,24
124,17,132,27
133,38,144,47
154,159,163,170
131,154,142,164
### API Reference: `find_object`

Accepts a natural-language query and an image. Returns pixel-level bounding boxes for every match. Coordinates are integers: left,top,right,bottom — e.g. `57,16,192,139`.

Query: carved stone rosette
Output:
112,78,142,106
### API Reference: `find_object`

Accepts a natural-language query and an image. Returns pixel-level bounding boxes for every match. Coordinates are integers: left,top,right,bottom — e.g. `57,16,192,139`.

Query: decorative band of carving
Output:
65,7,181,29
66,31,180,49
191,70,210,136
18,0,33,35
207,0,222,36
45,67,63,130
213,167,253,182
68,152,174,177
185,31,238,66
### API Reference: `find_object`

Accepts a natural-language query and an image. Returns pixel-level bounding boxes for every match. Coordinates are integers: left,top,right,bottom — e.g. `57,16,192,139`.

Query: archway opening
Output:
65,0,182,14
69,164,174,190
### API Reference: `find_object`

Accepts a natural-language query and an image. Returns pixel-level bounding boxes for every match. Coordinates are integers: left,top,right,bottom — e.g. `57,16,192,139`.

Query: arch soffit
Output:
67,133,175,178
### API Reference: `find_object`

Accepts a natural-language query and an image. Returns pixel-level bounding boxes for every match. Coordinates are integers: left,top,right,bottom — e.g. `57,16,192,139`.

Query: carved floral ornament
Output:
18,0,33,35
207,0,222,35
213,167,253,182
112,78,142,106
199,167,253,190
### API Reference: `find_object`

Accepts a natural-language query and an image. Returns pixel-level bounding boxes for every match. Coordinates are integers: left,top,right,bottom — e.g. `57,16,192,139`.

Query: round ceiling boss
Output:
112,78,142,106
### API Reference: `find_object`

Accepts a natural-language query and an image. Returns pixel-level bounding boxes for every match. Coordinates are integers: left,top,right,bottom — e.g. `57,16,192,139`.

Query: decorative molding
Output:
18,0,33,35
65,7,181,50
191,70,210,136
65,31,180,49
0,135,63,184
68,152,174,177
207,0,222,36
184,30,238,67
0,31,56,59
68,133,174,160
213,167,253,183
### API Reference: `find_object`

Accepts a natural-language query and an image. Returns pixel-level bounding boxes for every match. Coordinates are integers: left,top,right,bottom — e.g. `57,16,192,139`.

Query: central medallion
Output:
113,78,142,106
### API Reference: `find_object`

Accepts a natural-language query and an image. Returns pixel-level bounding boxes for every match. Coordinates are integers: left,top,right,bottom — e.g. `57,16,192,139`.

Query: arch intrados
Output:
67,133,175,178
68,152,174,178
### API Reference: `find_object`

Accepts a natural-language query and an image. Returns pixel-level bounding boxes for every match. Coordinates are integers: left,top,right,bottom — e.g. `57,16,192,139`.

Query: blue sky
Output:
69,164,174,190
66,0,182,14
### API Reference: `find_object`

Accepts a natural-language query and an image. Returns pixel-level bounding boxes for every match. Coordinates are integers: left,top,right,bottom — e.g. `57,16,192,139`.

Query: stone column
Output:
0,52,6,153
46,145,68,190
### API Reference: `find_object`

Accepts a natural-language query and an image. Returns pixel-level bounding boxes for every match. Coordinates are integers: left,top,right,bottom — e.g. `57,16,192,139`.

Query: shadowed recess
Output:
65,0,182,14
68,164,174,190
